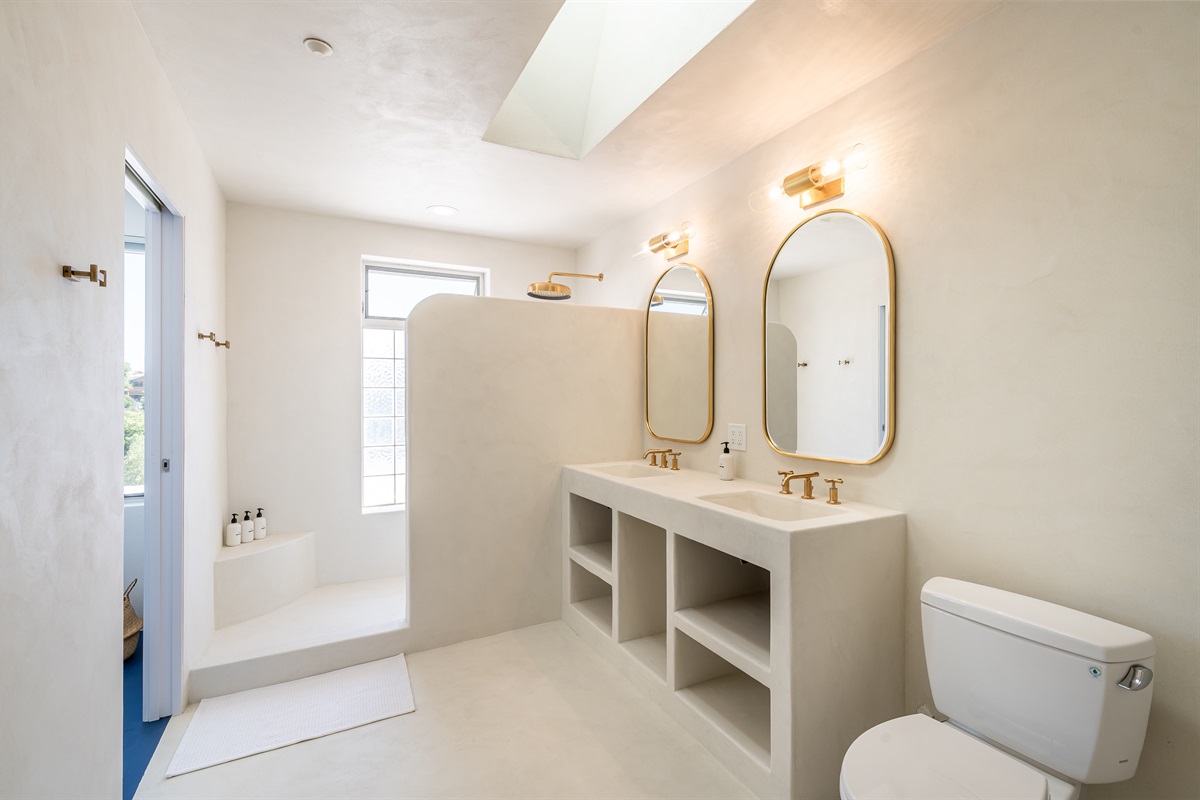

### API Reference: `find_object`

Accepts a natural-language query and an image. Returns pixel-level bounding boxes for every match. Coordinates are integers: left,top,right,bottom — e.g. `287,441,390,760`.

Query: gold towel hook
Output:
197,332,231,349
62,264,107,287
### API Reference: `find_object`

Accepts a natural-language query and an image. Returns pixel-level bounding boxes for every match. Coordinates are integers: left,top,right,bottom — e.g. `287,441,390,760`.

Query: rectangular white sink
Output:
590,463,668,479
698,490,846,522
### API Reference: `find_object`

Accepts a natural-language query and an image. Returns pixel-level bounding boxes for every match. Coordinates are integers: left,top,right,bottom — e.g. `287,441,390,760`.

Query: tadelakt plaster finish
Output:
577,3,1199,797
404,296,643,653
224,203,576,586
0,1,227,795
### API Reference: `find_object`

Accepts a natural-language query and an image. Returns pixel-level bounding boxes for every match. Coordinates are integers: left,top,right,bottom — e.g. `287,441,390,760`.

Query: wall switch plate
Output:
728,423,747,451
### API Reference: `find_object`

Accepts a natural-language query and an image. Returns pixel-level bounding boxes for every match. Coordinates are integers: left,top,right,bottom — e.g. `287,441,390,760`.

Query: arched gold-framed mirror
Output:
646,263,713,443
762,209,895,464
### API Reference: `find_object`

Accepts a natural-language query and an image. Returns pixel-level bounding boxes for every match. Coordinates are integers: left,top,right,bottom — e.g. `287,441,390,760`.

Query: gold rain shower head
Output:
527,272,604,300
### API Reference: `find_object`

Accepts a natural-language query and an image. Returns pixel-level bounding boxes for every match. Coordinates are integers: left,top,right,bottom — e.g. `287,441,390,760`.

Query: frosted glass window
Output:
365,267,481,320
362,262,484,511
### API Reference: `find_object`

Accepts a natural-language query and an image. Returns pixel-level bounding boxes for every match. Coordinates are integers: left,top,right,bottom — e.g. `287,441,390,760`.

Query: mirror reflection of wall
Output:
764,210,894,463
646,264,713,443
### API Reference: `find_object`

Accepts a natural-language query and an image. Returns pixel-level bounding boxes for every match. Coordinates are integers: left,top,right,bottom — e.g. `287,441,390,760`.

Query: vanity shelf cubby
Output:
616,512,667,682
562,463,906,799
569,560,613,636
673,535,771,684
675,628,772,769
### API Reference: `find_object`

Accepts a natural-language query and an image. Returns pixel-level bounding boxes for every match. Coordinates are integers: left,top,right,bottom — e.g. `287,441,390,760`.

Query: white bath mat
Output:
166,654,415,777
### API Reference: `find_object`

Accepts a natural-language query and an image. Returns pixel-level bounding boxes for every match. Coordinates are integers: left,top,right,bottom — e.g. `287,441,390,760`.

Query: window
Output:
361,262,485,511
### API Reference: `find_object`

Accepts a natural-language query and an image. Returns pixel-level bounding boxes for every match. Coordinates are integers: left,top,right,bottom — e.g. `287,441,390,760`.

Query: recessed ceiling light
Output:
303,38,333,57
426,205,458,216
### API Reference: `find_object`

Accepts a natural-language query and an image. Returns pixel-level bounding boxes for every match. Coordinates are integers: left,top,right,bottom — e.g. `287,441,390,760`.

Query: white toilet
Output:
840,577,1156,800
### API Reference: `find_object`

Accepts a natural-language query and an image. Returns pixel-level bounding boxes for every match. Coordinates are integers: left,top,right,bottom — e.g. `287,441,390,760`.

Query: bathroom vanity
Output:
561,462,906,799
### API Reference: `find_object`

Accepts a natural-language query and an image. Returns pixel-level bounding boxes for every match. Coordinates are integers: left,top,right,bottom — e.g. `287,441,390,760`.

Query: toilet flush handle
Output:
1117,664,1153,691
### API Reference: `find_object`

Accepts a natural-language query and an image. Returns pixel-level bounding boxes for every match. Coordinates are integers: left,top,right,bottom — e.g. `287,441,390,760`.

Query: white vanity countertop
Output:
563,461,903,537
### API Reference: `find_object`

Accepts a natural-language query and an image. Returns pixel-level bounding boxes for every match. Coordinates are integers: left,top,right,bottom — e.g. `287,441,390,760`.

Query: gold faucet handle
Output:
796,471,819,499
824,477,843,505
778,470,794,494
669,452,681,470
643,449,667,467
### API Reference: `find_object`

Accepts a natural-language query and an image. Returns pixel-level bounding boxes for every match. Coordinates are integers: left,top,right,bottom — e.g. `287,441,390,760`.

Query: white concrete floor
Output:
136,621,754,799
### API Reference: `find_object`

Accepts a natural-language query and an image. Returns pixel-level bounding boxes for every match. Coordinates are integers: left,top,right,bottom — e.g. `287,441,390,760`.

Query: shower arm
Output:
547,272,604,282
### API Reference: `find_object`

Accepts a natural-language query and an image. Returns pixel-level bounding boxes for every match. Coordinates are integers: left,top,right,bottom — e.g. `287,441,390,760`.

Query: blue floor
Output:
123,640,170,800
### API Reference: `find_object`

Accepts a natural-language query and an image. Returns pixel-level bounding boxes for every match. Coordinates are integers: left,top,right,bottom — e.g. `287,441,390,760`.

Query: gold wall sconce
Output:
198,331,231,349
638,222,695,261
749,143,868,212
62,264,107,287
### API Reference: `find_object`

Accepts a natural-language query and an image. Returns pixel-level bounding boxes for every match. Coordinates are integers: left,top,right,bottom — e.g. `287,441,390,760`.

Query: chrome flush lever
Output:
1117,665,1153,691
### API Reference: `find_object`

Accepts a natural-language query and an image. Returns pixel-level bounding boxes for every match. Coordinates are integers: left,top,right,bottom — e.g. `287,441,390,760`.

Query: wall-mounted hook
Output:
62,264,107,287
838,359,852,366
198,332,230,349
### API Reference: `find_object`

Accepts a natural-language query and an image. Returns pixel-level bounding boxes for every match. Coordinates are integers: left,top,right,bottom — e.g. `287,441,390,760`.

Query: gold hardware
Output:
527,272,603,301
798,362,808,368
779,470,819,497
751,144,868,212
825,477,844,505
644,263,714,445
643,222,695,261
838,359,852,366
643,448,670,467
62,264,107,287
197,331,231,349
668,452,681,471
761,209,896,466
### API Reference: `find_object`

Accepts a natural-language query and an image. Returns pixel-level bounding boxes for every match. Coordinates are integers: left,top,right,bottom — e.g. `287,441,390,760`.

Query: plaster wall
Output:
0,1,226,795
224,204,576,585
577,3,1200,796
404,295,643,652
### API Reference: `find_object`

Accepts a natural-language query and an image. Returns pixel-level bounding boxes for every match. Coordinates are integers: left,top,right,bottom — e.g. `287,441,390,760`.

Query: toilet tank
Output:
921,577,1155,784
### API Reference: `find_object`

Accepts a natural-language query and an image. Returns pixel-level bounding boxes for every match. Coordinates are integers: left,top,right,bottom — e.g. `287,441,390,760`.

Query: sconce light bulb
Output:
665,229,682,246
817,157,844,184
846,142,869,171
633,241,653,258
679,221,695,241
748,181,785,213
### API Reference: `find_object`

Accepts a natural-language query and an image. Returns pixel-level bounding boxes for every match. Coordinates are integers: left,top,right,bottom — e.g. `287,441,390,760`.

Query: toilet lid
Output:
841,714,1048,800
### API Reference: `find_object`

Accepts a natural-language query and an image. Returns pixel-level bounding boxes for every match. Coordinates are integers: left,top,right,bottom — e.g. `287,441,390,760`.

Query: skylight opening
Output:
483,0,754,160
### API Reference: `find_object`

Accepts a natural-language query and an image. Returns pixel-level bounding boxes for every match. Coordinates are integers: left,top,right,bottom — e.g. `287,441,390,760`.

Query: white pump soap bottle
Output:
254,508,267,540
718,441,735,481
224,513,241,547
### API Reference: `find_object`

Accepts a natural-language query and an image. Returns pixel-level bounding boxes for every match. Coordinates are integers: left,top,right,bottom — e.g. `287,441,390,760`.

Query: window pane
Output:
366,268,479,319
363,359,394,388
394,419,406,446
395,474,407,505
124,246,146,494
363,476,395,507
395,446,406,475
364,446,395,477
395,391,405,417
364,418,394,447
394,359,406,388
364,388,394,417
362,328,394,358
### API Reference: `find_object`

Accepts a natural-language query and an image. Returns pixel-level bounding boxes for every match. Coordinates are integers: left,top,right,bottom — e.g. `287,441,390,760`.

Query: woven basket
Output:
123,579,143,661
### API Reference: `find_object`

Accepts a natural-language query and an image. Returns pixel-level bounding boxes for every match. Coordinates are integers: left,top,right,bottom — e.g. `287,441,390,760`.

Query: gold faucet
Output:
643,448,671,467
825,477,843,505
668,451,681,470
778,470,820,497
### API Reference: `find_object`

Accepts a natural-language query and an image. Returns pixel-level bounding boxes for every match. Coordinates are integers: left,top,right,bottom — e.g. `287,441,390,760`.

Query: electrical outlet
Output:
728,423,747,451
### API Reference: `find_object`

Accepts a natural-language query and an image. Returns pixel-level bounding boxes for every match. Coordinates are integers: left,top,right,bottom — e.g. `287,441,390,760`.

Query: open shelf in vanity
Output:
561,462,907,799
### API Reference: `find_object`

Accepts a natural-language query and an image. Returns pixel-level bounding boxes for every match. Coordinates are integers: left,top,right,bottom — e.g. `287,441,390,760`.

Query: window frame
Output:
360,258,488,513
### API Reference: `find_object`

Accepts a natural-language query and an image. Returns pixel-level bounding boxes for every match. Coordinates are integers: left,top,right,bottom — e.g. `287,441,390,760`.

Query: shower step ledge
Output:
214,530,316,629
189,576,407,702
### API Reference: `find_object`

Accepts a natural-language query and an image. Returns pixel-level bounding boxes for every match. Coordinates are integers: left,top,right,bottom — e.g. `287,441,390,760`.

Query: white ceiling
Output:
131,0,999,248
